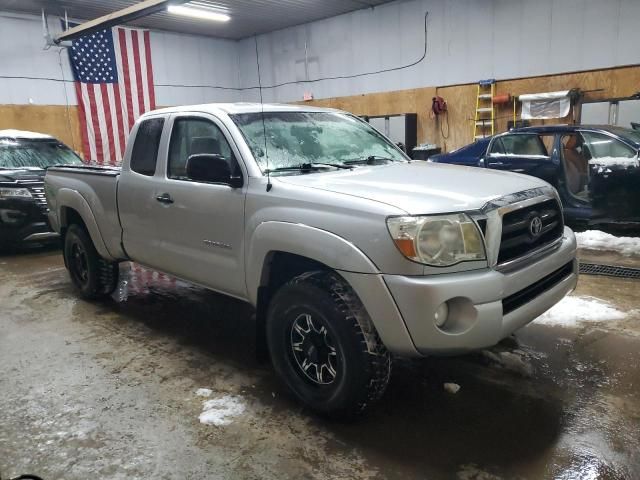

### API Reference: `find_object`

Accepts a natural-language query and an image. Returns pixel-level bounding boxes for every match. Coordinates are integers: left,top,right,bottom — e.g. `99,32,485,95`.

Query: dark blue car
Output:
429,137,492,167
430,125,640,230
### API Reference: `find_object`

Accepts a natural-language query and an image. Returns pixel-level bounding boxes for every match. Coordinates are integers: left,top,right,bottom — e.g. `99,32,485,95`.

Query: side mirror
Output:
186,154,243,188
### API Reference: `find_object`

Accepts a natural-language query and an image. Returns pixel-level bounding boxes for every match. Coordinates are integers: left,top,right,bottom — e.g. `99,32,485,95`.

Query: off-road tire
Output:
63,224,119,300
266,270,391,419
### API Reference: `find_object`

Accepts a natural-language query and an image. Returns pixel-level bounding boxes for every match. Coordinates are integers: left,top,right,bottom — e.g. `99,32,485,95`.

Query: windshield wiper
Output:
264,162,353,174
343,156,401,166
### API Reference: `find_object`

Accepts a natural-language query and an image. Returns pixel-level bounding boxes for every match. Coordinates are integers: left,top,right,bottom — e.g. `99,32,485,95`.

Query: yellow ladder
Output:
473,79,495,141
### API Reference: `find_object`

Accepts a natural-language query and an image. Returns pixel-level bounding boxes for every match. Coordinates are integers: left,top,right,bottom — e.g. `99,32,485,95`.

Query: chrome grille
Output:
498,198,563,265
25,183,49,212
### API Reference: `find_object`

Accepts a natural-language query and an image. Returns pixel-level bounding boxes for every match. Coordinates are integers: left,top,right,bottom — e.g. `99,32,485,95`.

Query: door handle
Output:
488,161,504,167
156,193,174,204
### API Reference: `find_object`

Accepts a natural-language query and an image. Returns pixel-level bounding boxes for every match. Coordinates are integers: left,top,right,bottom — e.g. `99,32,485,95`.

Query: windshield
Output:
607,127,640,146
0,139,83,169
230,111,407,173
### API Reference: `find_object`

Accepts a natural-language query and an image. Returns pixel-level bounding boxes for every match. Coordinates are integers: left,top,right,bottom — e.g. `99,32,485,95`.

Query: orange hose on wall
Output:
492,93,511,105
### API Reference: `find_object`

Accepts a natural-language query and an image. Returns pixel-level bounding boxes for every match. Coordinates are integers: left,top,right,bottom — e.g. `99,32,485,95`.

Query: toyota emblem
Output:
529,216,543,237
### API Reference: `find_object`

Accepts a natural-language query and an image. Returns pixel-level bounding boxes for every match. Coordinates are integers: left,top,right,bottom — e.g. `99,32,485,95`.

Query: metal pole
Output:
53,0,189,43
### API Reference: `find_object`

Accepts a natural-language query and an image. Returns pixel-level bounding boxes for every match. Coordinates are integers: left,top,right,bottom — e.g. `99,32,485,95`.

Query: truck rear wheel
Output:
63,224,119,300
266,271,391,419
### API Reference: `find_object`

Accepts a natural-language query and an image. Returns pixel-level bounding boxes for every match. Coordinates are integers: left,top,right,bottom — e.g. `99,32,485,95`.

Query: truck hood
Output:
0,167,45,183
276,162,547,214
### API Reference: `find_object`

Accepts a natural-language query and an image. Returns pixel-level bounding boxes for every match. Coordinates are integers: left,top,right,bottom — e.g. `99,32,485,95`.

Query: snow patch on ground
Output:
576,230,640,256
195,388,212,397
199,395,246,426
457,464,503,480
481,350,534,377
536,296,626,328
443,382,461,394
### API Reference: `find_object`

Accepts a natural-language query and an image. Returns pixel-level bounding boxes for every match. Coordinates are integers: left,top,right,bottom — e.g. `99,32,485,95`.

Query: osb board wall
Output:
0,105,84,157
1,65,638,158
304,65,640,152
304,86,441,150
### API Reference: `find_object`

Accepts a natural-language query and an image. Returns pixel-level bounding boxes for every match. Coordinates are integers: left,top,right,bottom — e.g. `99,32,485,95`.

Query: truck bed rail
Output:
47,164,121,177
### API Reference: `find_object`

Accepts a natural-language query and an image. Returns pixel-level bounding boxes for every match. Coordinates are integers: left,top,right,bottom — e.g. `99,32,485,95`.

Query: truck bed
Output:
45,164,126,260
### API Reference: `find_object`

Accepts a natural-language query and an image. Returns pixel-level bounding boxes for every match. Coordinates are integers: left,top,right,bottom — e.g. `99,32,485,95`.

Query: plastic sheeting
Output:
520,90,571,120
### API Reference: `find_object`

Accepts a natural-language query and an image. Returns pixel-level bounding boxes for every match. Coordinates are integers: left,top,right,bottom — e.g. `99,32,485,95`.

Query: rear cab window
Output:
130,117,165,176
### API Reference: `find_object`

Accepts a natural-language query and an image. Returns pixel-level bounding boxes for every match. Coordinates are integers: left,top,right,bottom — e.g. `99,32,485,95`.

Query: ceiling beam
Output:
53,0,190,43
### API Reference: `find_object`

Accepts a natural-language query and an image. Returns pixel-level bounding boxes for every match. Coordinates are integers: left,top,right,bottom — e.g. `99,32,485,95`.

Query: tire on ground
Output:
63,224,119,300
266,270,391,419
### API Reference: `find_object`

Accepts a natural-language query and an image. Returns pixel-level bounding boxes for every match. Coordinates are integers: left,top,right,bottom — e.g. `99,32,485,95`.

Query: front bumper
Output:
383,227,577,355
0,200,59,247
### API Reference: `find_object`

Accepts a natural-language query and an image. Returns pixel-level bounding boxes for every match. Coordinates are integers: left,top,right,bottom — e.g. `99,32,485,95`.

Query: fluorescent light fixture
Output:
168,5,230,22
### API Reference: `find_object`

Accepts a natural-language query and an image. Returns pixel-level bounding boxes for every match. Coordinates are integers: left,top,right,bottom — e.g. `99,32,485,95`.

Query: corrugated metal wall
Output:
1,0,393,39
238,0,640,103
1,0,639,106
0,11,242,106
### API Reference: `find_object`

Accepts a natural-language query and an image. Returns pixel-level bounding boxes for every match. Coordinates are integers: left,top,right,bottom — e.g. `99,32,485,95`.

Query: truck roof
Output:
505,124,640,148
143,102,339,118
510,124,623,134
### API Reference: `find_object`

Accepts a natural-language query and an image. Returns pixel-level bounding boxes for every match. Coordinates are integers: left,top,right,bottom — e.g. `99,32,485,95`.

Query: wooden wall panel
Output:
303,65,640,153
0,105,83,157
1,65,637,161
303,87,439,151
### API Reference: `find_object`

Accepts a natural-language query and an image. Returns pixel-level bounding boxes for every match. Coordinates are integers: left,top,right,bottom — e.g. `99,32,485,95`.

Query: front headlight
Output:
0,188,32,199
387,213,486,267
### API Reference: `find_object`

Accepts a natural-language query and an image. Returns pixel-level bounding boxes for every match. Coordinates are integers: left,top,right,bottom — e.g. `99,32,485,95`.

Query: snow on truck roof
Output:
142,102,340,118
0,129,54,140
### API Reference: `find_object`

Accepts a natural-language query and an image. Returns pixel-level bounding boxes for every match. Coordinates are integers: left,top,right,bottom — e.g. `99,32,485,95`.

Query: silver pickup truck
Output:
45,103,577,417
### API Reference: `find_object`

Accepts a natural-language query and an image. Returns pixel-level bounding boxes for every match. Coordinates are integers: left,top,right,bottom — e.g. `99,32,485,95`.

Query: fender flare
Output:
56,188,116,261
246,221,379,305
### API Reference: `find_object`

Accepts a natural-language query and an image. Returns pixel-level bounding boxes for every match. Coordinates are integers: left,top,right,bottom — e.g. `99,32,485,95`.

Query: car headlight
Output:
387,213,486,267
0,188,32,199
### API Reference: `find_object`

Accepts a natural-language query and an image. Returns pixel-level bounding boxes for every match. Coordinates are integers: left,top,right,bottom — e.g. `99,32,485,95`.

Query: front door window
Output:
168,117,240,181
580,131,638,168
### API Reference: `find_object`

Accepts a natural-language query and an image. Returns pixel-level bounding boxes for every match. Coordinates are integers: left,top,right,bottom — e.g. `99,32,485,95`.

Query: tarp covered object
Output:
520,90,571,120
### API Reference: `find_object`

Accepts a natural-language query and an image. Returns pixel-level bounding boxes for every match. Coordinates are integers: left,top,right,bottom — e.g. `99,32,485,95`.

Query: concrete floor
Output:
1,247,639,480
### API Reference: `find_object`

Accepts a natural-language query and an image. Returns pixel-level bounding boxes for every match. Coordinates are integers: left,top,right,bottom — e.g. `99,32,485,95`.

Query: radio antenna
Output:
254,36,272,192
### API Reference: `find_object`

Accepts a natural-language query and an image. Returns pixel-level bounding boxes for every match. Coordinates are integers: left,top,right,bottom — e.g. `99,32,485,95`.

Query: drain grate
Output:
579,262,640,279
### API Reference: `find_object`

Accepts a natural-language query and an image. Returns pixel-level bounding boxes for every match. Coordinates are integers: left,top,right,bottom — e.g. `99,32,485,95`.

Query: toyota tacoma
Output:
45,104,578,417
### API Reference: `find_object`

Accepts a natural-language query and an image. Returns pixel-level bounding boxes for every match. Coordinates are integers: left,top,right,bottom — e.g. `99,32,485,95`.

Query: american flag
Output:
68,25,156,165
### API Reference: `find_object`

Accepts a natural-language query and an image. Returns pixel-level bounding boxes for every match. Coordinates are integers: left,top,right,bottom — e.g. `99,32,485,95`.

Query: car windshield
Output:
0,139,83,169
230,111,407,174
607,127,640,146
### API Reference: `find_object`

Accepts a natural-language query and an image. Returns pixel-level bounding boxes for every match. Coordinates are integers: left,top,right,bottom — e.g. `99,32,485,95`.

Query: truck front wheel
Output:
266,271,391,418
63,224,119,300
